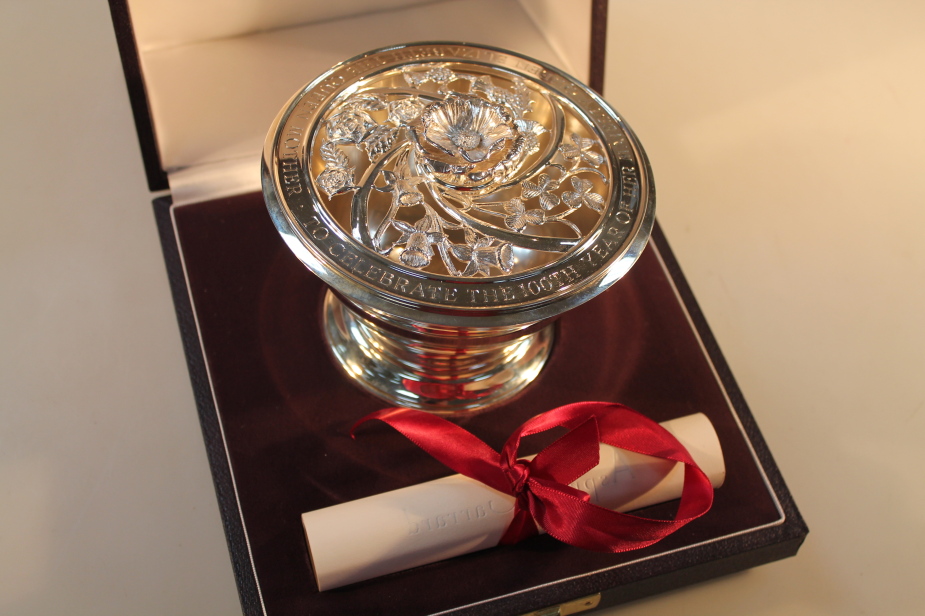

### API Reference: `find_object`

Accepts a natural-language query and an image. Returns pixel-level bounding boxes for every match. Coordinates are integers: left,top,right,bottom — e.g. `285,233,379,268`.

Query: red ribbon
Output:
352,401,714,552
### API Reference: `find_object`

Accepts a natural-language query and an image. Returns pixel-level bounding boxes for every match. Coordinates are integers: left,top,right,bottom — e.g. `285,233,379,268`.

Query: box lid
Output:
109,0,607,198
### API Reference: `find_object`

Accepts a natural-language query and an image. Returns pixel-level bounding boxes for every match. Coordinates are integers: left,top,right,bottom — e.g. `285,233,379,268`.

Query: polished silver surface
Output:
263,43,654,412
322,291,554,413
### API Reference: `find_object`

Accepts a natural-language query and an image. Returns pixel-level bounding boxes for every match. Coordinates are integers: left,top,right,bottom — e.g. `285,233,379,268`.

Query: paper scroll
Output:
302,413,725,590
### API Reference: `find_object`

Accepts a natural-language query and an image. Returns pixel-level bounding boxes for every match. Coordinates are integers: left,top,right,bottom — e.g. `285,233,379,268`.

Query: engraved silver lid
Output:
262,42,654,329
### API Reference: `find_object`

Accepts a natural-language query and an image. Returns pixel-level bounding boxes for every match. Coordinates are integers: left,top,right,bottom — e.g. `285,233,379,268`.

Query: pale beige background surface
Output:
1,1,923,614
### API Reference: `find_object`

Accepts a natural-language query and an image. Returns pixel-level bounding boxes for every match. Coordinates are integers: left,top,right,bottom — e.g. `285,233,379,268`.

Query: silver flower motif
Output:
381,170,426,207
403,65,456,90
503,198,546,232
427,66,454,85
316,141,355,197
423,94,514,163
413,94,524,187
562,177,604,212
451,237,515,276
326,109,374,144
515,119,546,155
362,125,398,162
317,167,353,197
469,76,532,118
394,218,444,269
400,230,433,268
560,133,604,166
388,97,426,125
521,173,560,210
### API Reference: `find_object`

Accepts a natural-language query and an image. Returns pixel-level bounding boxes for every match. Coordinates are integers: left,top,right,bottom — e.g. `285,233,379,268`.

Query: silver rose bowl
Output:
262,43,654,413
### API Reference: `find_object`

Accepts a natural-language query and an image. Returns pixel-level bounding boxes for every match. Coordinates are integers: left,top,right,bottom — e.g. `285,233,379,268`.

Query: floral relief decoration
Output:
312,64,610,278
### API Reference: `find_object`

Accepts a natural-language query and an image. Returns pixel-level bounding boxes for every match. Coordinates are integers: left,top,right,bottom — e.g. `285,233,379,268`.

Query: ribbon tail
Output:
499,507,539,545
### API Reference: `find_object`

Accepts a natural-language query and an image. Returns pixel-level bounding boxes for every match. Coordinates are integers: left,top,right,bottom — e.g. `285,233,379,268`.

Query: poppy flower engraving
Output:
413,94,523,186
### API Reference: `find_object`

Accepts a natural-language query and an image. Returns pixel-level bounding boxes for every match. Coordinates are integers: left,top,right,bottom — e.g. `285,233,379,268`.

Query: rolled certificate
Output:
303,413,725,590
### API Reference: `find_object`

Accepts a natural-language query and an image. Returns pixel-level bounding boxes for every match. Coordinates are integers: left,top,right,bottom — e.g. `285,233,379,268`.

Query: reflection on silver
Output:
322,293,554,412
263,43,655,413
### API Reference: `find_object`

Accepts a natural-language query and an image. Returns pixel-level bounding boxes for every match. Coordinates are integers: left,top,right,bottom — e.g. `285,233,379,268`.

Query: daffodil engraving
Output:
311,63,612,277
393,217,443,269
451,237,515,276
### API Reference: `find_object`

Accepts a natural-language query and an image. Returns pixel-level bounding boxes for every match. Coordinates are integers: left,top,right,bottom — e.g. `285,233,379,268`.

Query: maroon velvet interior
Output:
172,193,782,615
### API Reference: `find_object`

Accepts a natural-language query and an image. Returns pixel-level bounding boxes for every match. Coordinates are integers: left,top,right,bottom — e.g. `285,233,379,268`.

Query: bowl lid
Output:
263,42,654,327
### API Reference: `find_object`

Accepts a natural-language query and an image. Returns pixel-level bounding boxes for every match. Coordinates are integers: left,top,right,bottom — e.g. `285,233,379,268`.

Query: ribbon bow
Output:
352,401,714,552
